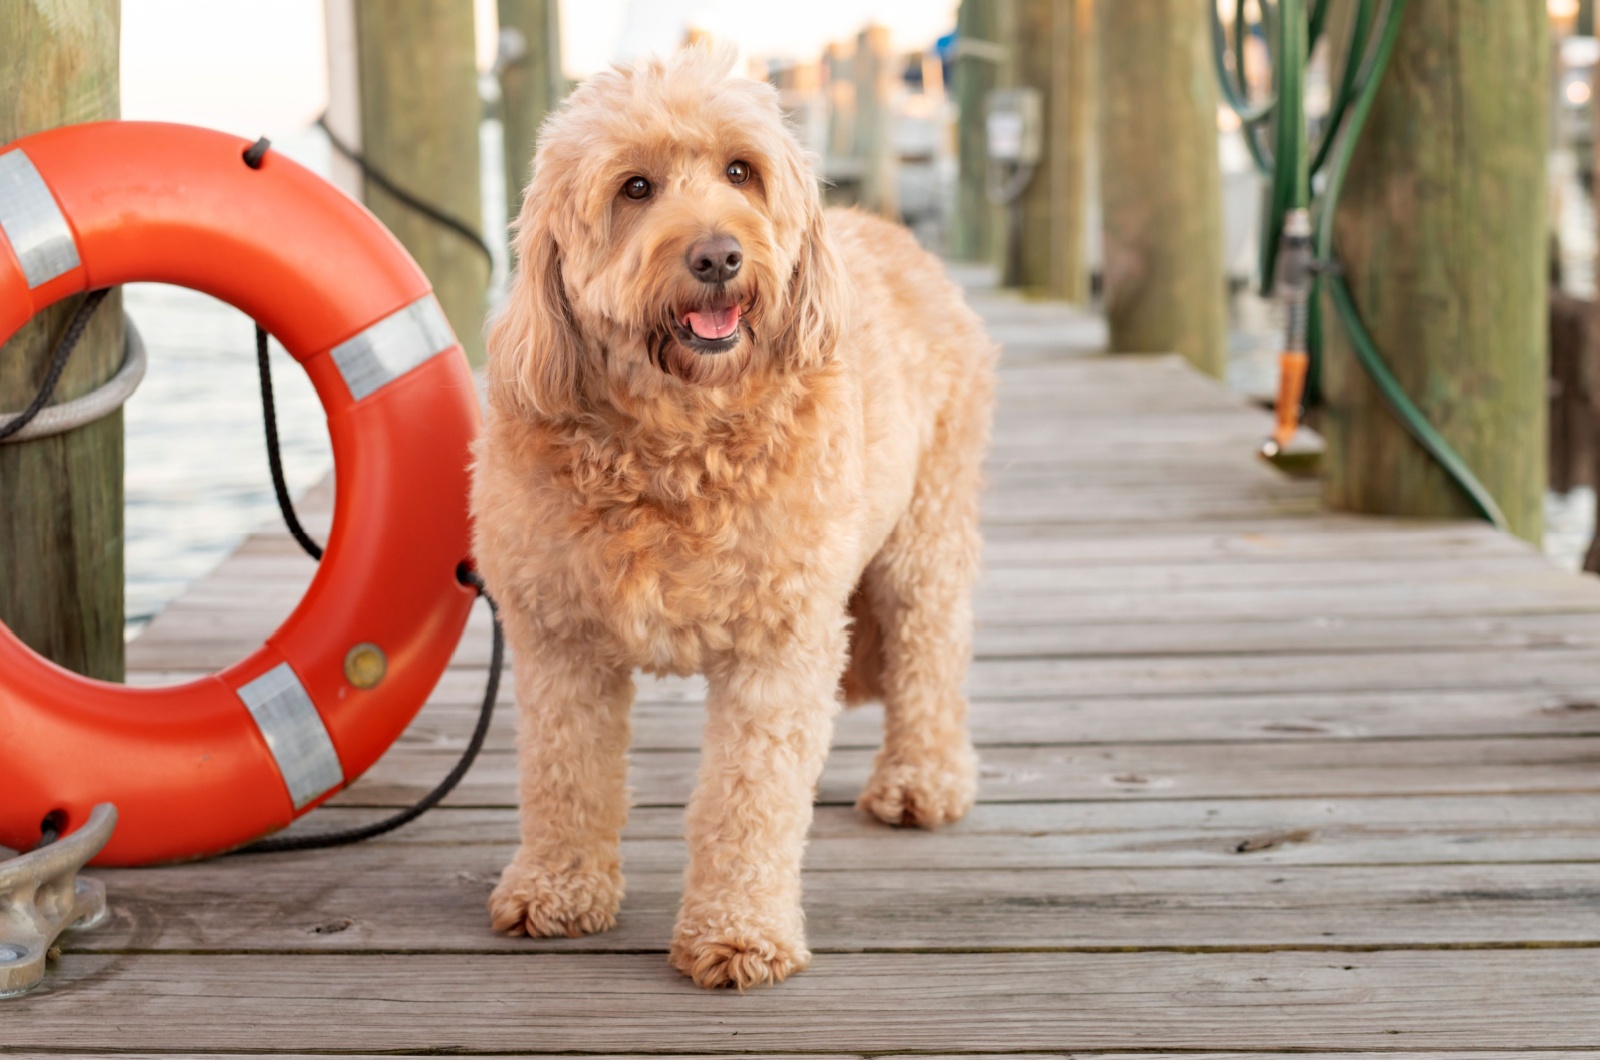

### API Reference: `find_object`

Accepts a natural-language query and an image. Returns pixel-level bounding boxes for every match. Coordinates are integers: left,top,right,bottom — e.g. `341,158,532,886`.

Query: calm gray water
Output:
121,283,328,631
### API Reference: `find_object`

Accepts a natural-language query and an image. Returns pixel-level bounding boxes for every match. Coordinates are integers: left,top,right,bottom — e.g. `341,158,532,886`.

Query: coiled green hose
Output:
1211,0,1509,530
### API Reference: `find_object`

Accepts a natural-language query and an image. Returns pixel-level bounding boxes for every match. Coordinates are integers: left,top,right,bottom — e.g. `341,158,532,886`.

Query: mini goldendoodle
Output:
471,45,997,989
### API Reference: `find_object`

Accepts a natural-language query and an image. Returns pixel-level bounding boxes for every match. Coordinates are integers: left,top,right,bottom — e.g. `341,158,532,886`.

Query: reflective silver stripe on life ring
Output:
236,662,344,809
330,294,456,402
0,149,81,289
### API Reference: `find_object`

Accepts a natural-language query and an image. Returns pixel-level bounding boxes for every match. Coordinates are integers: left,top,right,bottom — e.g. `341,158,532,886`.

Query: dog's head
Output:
489,45,845,420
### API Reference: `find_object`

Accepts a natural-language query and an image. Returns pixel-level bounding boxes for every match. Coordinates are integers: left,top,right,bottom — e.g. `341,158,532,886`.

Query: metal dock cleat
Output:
0,803,116,998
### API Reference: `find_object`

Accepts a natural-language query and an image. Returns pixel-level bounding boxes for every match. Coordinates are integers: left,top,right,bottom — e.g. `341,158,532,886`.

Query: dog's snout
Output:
687,234,743,284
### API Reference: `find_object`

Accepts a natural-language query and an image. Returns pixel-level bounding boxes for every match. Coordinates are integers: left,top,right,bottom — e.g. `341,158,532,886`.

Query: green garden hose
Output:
1211,0,1510,530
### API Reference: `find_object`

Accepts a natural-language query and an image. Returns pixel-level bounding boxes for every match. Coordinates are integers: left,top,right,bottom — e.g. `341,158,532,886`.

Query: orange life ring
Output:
0,122,481,865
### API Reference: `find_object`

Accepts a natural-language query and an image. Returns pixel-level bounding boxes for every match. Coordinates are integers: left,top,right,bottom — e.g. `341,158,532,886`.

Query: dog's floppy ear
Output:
771,195,847,372
487,197,583,421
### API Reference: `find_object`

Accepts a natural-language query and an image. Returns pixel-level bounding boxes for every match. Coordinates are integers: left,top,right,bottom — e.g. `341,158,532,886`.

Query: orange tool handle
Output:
1270,350,1308,454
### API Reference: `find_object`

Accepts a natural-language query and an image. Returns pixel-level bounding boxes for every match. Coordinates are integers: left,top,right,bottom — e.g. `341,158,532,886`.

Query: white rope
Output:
0,315,146,444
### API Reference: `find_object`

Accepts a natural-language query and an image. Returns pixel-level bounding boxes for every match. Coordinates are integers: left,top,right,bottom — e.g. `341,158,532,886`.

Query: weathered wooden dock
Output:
8,279,1600,1053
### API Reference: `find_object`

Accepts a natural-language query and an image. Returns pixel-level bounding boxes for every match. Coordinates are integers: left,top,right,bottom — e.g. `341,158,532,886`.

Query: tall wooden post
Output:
1055,0,1095,302
853,25,899,221
824,41,856,165
1098,1,1227,378
0,1,125,680
354,0,490,366
1004,0,1093,300
952,0,1002,264
498,0,563,223
1321,0,1548,541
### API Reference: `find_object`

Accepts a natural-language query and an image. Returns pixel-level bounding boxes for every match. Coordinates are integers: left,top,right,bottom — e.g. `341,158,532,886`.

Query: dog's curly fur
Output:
471,45,997,990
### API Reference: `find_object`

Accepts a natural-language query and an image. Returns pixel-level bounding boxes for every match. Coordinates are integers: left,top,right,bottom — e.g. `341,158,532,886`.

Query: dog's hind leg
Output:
489,612,634,939
856,398,988,830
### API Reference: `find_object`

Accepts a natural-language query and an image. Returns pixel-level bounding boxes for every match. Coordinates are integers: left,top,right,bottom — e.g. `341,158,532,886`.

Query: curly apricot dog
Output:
471,45,997,989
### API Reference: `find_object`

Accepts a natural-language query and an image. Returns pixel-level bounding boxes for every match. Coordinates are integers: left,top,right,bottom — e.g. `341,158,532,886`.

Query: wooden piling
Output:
1055,0,1095,302
1097,1,1227,378
497,0,563,225
1589,40,1600,572
0,0,125,680
1003,0,1093,300
353,0,489,366
852,25,899,221
825,41,856,165
1547,289,1594,495
952,0,1002,264
1320,0,1548,542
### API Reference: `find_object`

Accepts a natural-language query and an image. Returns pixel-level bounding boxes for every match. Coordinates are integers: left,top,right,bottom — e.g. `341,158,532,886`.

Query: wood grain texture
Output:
0,0,125,679
1097,0,1227,376
17,788,1567,879
5,1055,1596,1060
851,24,897,219
241,795,1600,867
128,608,1600,671
9,1056,1600,1060
334,737,1600,810
112,675,1600,751
11,951,1600,1052
951,0,1002,263
76,857,1600,954
1321,0,1549,539
1004,0,1090,301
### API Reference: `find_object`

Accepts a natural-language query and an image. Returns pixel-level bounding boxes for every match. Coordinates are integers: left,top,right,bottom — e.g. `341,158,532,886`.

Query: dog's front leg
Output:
670,629,844,989
489,617,634,939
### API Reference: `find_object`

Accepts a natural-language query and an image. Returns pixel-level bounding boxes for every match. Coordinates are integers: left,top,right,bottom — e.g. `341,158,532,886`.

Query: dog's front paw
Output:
488,851,623,938
858,742,977,829
670,920,810,989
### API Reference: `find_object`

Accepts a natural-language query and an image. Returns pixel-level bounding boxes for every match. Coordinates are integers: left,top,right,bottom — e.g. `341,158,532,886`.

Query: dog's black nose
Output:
687,234,742,284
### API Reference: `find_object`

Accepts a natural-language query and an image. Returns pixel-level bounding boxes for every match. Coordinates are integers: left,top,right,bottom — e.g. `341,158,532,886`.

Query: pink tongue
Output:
685,304,741,340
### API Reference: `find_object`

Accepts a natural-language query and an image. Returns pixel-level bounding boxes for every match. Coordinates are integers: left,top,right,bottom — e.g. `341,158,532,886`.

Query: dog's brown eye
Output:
623,176,652,200
726,160,751,185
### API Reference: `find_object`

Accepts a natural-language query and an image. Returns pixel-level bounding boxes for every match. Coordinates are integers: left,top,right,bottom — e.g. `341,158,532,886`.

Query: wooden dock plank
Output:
130,571,1600,641
130,610,1600,667
74,858,1600,953
12,951,1600,1053
420,648,1600,702
391,685,1600,752
258,795,1600,866
335,738,1600,809
12,1056,1600,1060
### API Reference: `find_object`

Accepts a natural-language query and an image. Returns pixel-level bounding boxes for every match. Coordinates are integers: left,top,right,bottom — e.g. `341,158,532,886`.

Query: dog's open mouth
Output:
670,301,744,354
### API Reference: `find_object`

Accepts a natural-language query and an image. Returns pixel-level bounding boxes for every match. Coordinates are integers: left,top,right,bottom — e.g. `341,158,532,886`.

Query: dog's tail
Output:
840,585,885,707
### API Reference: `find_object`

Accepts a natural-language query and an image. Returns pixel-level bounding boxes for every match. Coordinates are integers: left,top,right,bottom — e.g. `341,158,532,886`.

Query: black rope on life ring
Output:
236,134,502,850
236,325,503,855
